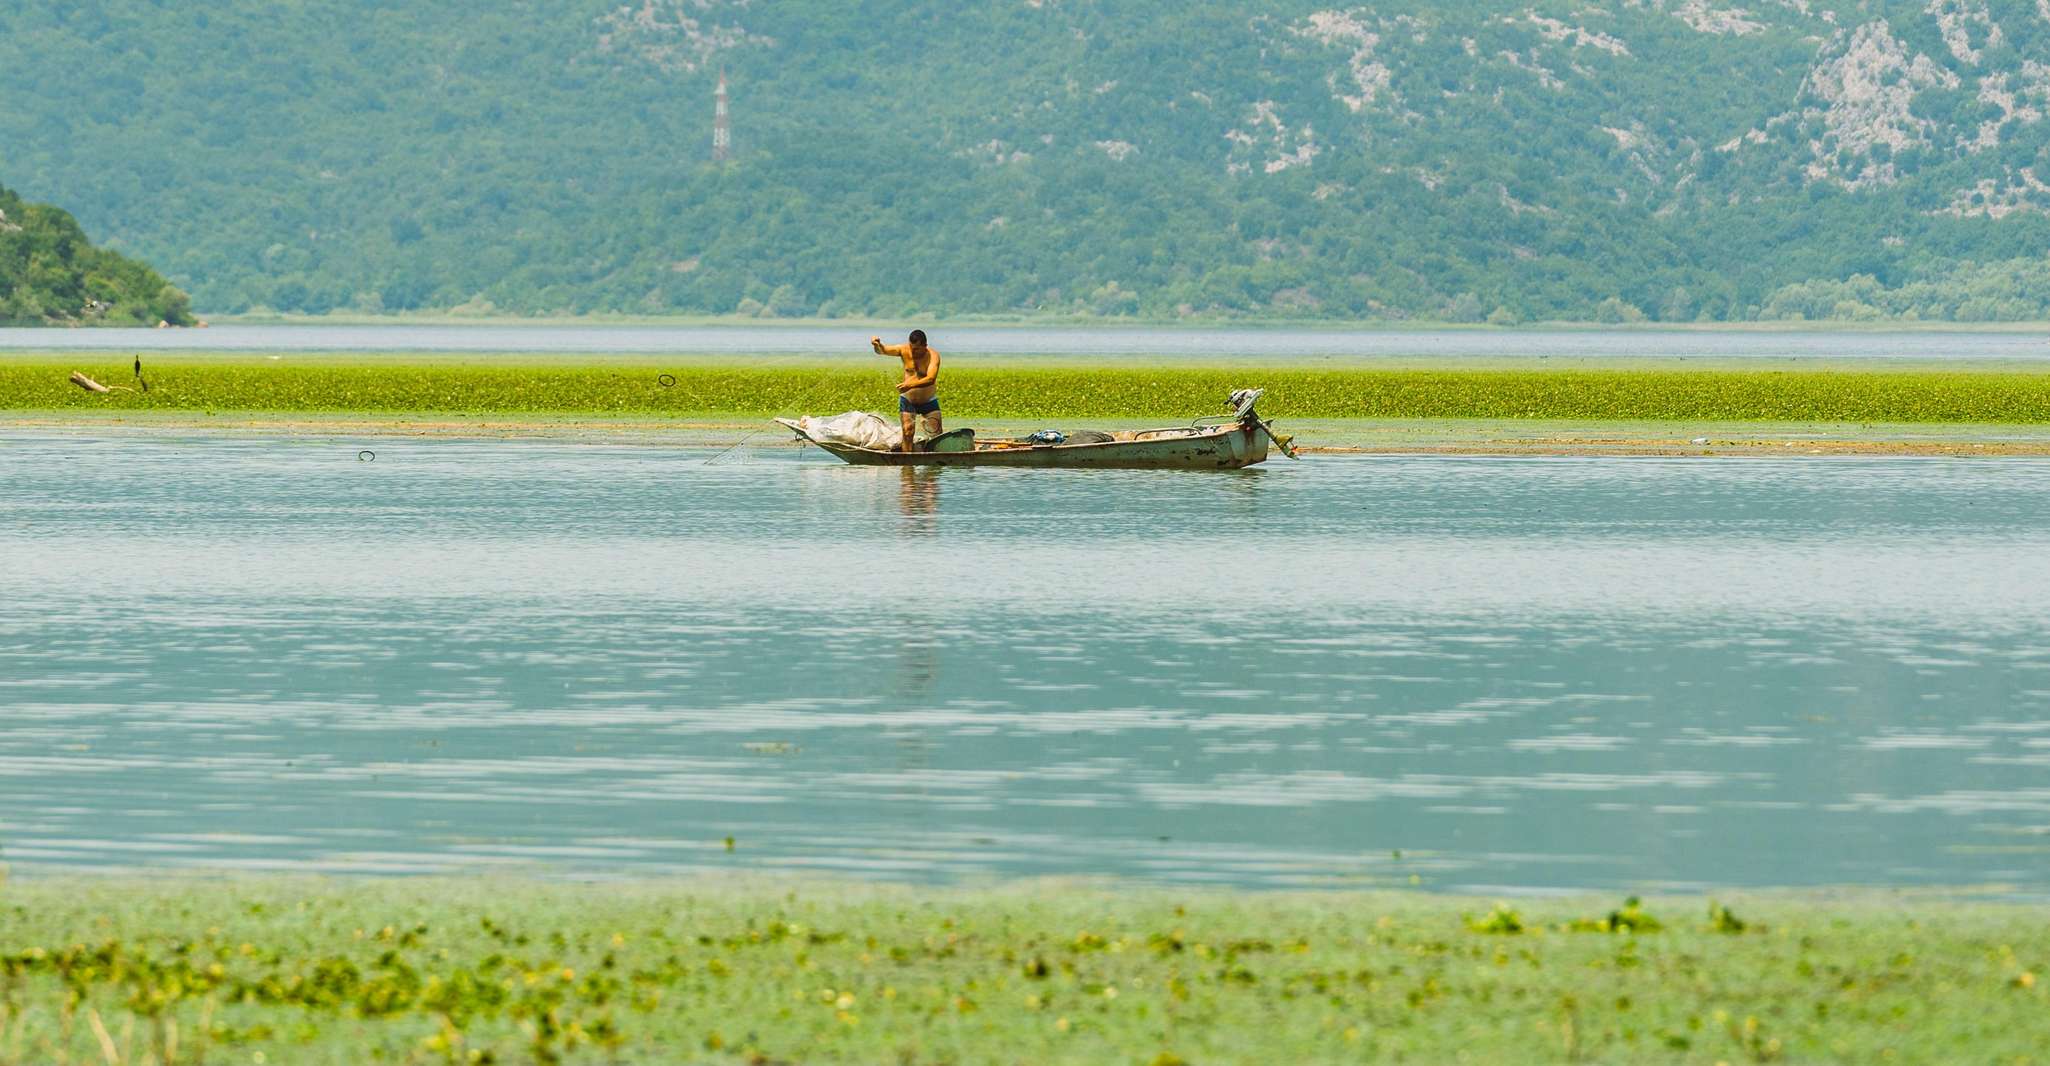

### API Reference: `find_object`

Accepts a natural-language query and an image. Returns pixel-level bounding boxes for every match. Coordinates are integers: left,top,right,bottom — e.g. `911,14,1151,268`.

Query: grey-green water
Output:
4,435,2047,892
9,323,2050,361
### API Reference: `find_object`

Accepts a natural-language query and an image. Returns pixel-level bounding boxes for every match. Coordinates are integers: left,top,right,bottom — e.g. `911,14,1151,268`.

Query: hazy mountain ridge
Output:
3,0,2049,320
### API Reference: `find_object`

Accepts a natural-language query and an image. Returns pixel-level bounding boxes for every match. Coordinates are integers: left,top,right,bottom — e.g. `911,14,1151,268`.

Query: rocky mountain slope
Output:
4,0,2049,320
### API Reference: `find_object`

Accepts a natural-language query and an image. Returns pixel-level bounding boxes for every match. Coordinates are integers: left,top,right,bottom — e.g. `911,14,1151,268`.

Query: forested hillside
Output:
6,1,2050,322
0,184,193,326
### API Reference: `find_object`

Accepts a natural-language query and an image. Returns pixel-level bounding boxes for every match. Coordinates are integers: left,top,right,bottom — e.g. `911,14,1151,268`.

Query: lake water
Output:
5,323,2050,361
4,435,2048,893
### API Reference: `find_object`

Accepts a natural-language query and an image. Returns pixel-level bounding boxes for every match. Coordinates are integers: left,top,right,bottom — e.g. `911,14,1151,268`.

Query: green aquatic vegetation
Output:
1563,896,1665,934
1710,900,1751,934
7,360,2050,423
1466,903,1527,935
1473,896,1667,936
0,879,2043,1064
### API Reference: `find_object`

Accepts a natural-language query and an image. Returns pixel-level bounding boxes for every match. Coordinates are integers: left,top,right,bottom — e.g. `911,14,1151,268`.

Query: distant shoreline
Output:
196,311,2050,334
9,358,2050,456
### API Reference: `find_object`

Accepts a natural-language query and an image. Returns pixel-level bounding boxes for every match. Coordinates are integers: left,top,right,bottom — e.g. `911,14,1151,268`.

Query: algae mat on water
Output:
0,879,2043,1064
9,362,2050,422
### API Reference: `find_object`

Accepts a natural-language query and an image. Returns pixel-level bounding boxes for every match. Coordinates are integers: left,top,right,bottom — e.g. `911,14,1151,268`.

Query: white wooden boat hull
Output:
782,422,1272,469
774,388,1296,470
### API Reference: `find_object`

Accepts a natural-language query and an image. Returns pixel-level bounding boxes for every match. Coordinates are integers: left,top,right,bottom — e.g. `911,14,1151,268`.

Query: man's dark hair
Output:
909,329,927,345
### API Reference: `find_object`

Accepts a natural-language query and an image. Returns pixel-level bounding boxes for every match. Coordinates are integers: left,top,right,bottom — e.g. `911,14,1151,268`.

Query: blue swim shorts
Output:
900,395,941,415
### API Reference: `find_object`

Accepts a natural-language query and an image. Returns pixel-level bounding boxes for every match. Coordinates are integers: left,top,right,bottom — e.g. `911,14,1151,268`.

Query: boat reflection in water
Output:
897,466,941,534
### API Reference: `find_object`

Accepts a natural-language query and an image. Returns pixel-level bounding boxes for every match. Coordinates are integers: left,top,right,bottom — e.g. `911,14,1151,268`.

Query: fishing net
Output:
798,411,903,450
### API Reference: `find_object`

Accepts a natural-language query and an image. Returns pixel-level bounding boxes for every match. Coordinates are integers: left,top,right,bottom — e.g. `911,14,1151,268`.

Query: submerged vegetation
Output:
0,185,192,327
7,360,2050,423
0,879,2042,1064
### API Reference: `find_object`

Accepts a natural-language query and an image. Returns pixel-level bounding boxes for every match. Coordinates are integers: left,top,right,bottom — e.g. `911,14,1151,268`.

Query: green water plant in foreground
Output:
0,879,2043,1064
8,361,2050,423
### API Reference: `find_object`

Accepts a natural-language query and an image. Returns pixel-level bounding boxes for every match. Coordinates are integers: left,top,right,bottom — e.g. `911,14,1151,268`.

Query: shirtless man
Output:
872,329,942,452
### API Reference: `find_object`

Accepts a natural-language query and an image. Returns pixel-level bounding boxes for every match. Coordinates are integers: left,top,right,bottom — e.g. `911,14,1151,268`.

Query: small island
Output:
0,182,192,327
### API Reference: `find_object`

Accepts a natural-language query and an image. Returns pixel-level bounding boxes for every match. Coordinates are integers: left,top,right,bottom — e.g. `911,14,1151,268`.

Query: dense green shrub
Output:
0,184,192,326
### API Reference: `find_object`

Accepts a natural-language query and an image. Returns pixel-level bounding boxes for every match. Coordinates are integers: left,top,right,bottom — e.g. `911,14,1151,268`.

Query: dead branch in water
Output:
68,371,135,394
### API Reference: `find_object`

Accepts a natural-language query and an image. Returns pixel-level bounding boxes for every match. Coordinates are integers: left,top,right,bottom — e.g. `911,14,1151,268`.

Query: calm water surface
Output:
5,323,2050,360
3,436,2047,892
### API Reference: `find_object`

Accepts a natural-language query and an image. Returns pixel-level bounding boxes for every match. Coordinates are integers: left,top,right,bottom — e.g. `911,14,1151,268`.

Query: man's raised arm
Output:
871,335,908,358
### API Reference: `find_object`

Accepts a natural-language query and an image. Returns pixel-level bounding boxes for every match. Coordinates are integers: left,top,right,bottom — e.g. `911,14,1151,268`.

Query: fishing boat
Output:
775,388,1299,469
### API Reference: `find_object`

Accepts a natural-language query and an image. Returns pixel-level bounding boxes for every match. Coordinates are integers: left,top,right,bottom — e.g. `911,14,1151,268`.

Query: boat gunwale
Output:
771,416,1249,457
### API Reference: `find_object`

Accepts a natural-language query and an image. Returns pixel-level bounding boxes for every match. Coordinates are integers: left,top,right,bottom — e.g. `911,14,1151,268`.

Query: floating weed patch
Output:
1710,900,1752,934
7,362,2050,422
1466,903,1527,935
1469,897,1667,936
1562,896,1665,934
0,880,2044,1063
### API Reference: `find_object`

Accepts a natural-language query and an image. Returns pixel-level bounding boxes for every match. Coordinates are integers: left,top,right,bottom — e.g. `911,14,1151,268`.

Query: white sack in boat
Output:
799,411,902,450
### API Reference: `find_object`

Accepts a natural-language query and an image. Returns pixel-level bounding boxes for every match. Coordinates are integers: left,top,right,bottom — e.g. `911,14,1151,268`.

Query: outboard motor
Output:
1228,387,1298,459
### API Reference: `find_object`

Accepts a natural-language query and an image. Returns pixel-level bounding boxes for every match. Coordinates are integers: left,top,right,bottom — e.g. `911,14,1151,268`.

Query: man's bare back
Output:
872,330,942,452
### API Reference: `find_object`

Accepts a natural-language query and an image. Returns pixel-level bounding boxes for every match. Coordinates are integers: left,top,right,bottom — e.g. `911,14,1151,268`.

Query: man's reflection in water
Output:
891,634,941,814
897,465,940,534
890,468,942,818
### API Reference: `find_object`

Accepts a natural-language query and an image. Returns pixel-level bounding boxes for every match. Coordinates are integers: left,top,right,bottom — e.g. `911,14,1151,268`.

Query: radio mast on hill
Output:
712,68,731,162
